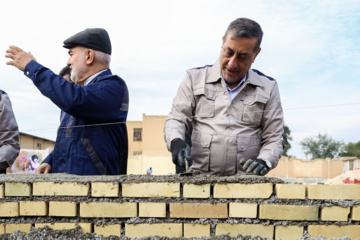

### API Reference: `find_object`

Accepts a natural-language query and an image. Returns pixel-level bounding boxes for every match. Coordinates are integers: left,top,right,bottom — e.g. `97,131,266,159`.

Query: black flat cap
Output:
63,28,112,55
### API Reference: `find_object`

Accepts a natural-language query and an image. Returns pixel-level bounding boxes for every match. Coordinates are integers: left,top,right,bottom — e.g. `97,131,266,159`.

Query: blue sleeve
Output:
43,151,53,166
24,61,128,123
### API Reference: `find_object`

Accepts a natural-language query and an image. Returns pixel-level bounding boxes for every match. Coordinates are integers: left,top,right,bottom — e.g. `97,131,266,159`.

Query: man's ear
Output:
85,49,95,64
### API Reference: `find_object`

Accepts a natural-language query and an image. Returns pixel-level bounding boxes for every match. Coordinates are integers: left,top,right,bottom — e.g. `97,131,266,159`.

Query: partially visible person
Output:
58,66,72,121
0,90,20,173
146,167,152,175
59,65,72,83
6,28,129,175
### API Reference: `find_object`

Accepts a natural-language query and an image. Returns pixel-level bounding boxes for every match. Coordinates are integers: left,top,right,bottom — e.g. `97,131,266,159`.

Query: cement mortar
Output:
1,173,359,239
3,226,356,240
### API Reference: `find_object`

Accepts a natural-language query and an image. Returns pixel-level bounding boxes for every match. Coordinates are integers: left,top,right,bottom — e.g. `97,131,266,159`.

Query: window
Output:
133,128,142,141
133,151,142,156
36,143,42,149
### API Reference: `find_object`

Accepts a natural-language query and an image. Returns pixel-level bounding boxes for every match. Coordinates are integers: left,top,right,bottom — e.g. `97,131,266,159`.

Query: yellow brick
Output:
0,224,4,234
170,203,227,218
259,204,318,221
94,224,121,237
35,223,92,233
0,185,4,198
321,206,350,221
307,184,360,200
125,223,182,238
0,202,19,217
352,205,360,220
33,182,89,196
308,225,360,239
91,182,119,197
275,226,303,240
20,201,47,216
5,182,31,196
122,182,180,197
214,183,272,198
229,202,257,218
49,201,77,217
275,184,306,199
216,223,273,238
183,184,210,198
80,202,137,218
5,223,32,234
184,224,210,238
139,202,166,218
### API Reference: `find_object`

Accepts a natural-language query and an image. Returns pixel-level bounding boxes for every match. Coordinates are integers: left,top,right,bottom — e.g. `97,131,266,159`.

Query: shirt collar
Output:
225,73,247,92
84,69,108,86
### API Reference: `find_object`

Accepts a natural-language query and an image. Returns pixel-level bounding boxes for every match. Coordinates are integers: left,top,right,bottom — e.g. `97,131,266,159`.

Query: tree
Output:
300,133,344,159
282,124,293,157
340,141,360,158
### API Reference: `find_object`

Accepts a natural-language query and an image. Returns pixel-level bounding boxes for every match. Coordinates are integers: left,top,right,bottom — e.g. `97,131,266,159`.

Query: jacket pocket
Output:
236,136,261,166
191,132,213,171
241,94,268,124
194,87,215,118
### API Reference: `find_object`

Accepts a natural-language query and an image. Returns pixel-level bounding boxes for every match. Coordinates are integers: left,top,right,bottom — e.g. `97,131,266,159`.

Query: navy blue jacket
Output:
24,60,129,175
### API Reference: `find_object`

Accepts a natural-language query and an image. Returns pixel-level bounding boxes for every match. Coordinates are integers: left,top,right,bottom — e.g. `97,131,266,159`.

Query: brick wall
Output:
0,174,359,239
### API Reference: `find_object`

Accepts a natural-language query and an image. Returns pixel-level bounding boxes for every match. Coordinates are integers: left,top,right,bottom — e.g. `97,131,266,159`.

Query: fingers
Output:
43,166,50,174
242,159,254,170
260,167,269,175
245,160,259,173
185,145,192,161
35,163,51,174
177,149,185,167
239,158,247,165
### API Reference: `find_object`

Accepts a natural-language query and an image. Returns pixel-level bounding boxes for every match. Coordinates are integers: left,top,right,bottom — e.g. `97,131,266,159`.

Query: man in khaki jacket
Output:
164,18,284,176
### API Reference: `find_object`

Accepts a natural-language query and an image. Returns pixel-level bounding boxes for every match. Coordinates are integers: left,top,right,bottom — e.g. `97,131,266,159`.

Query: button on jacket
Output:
164,60,284,176
24,61,129,175
0,90,20,172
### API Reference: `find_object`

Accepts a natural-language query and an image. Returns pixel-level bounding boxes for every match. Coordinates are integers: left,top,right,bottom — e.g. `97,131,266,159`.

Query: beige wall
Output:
267,157,344,178
19,133,55,152
127,121,143,156
142,114,170,156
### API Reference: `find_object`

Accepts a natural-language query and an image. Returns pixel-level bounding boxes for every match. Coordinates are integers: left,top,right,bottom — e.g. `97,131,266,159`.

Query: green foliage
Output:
300,133,344,159
283,124,293,157
340,141,360,158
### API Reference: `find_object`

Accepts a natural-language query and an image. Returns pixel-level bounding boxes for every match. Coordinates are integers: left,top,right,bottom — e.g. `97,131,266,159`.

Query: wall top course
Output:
0,173,284,184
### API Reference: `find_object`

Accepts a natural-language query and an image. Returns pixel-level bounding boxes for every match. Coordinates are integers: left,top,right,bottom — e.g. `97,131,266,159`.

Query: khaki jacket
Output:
0,90,20,171
164,60,284,176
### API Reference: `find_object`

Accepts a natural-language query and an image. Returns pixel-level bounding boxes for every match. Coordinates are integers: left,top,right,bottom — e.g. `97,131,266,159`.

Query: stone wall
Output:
0,174,359,239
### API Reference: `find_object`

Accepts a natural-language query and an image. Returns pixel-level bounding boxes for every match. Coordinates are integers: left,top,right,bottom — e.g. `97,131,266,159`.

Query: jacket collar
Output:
88,69,112,84
206,59,263,87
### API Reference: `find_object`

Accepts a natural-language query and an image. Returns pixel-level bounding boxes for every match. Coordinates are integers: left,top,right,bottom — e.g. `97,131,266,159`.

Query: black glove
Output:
239,158,269,175
170,139,192,168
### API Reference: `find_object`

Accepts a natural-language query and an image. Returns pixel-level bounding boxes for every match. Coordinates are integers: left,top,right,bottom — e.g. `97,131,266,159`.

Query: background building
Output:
19,132,55,151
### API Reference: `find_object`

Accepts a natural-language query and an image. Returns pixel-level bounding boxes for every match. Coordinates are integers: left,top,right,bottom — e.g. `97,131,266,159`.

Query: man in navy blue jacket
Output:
5,28,129,175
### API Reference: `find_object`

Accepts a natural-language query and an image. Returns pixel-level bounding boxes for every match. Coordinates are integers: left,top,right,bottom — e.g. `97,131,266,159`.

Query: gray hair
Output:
224,18,263,53
94,50,111,67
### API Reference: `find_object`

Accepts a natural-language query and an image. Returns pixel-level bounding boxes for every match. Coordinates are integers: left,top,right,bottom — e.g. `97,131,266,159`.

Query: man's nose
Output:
227,56,238,69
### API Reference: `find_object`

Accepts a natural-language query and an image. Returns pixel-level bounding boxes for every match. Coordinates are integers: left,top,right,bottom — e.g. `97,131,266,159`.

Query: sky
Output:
0,0,359,159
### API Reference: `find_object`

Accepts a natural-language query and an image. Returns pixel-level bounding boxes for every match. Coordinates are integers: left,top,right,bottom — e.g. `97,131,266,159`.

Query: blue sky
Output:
1,0,359,159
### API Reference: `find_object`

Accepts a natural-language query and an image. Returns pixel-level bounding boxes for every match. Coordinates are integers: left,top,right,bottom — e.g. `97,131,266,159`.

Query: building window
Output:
133,128,142,141
36,143,42,149
133,151,142,156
